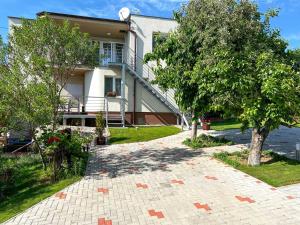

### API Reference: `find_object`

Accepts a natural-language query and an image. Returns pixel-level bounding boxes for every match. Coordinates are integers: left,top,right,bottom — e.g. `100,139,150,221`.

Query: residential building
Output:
8,10,189,127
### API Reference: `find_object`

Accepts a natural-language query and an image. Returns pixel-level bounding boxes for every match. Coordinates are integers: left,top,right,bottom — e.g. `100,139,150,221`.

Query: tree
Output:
8,16,98,131
146,0,300,166
0,17,97,167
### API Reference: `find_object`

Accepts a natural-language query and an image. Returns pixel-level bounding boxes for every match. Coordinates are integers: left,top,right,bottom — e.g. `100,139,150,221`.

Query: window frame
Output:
104,76,122,97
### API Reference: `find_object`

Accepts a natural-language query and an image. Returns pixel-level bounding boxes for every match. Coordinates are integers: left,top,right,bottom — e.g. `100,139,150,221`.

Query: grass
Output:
211,118,242,131
0,154,88,223
109,126,181,144
183,134,234,149
214,150,300,187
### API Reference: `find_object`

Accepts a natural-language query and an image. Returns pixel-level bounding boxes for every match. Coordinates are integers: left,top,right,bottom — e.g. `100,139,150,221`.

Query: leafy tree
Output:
146,0,300,166
7,16,98,131
0,17,97,167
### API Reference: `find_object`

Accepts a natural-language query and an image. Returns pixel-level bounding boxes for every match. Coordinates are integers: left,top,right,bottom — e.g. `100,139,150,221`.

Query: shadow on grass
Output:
86,146,204,179
108,137,130,144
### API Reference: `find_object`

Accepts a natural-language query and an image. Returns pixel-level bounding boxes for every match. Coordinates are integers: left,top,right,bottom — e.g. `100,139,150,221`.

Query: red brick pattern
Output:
98,218,112,225
205,176,218,180
235,196,255,203
270,187,277,191
287,196,296,200
98,188,109,194
55,192,67,200
136,183,148,189
256,181,262,184
148,209,164,219
194,202,212,212
171,179,184,185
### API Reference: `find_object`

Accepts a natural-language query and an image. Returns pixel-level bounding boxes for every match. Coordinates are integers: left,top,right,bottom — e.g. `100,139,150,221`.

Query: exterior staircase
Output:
121,47,190,128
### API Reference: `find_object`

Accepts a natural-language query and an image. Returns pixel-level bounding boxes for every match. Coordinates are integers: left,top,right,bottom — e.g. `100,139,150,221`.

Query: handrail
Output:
122,46,179,113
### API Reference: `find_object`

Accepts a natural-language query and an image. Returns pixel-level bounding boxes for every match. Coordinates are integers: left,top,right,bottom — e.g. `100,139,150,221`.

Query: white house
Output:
8,10,189,127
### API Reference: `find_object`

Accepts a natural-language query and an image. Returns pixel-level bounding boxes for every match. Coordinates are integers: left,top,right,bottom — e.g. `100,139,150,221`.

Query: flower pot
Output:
96,136,106,145
107,92,117,97
202,123,210,130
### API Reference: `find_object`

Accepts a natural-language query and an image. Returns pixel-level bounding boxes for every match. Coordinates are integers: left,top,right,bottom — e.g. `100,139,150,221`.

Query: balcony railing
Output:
59,96,125,114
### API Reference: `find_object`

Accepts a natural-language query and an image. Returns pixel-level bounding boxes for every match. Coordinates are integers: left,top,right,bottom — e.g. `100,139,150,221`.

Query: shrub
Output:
38,128,92,181
183,134,234,149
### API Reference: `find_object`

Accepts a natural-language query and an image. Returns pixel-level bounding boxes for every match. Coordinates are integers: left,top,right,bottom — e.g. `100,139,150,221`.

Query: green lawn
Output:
214,151,300,187
109,126,181,144
0,155,87,223
211,119,242,131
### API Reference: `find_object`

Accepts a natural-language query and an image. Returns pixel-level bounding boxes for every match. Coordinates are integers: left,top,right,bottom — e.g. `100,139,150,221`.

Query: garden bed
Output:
183,134,234,149
214,150,300,187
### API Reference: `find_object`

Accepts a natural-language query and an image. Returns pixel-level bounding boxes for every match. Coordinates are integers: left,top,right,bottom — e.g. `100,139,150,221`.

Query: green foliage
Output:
183,134,233,149
214,150,300,187
109,126,181,144
146,0,300,164
0,166,81,223
96,112,105,137
0,16,98,132
38,128,92,181
0,154,40,200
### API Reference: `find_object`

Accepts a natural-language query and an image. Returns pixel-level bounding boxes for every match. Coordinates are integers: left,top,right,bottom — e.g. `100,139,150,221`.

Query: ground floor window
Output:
105,77,122,97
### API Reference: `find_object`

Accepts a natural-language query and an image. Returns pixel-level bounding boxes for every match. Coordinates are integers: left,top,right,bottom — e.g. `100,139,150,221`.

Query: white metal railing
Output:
122,46,179,114
59,96,125,114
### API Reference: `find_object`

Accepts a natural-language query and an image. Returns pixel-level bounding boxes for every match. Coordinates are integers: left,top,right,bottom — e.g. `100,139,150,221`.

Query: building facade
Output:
8,11,189,127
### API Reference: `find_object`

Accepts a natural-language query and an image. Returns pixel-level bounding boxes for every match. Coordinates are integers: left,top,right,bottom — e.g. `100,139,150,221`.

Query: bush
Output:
183,134,234,149
38,128,93,181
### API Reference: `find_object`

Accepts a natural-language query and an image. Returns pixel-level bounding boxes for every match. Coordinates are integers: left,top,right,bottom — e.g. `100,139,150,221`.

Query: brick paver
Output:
3,130,300,225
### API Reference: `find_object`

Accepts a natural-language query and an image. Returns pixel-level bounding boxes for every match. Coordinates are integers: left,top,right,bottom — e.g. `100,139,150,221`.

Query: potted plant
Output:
202,119,211,130
96,112,106,145
107,91,117,97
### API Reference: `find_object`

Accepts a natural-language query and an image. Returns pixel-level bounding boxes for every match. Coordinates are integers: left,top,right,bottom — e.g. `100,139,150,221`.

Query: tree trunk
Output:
247,128,269,166
191,112,198,140
33,137,47,170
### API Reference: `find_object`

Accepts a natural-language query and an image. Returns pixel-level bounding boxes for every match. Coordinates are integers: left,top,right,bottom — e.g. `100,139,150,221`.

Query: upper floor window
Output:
152,32,168,51
101,42,124,65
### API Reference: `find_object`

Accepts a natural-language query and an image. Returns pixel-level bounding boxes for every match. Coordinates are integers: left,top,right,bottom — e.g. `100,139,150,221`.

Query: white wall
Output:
83,67,172,113
129,15,178,59
8,17,23,35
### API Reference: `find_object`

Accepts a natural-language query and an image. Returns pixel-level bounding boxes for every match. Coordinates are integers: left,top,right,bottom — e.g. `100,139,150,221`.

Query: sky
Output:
0,0,299,49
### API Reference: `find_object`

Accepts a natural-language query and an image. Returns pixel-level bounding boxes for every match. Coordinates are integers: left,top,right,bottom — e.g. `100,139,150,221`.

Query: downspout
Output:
129,20,137,125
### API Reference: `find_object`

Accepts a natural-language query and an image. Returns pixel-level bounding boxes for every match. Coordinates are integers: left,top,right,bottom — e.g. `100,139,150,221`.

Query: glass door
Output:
102,42,112,65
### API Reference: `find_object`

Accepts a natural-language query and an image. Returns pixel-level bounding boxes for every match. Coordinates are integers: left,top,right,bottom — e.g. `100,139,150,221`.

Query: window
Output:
105,77,122,97
152,32,168,51
115,78,121,96
105,77,113,96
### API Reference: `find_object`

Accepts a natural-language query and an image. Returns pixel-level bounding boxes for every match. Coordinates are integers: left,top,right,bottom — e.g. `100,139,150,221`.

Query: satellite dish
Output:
119,7,130,21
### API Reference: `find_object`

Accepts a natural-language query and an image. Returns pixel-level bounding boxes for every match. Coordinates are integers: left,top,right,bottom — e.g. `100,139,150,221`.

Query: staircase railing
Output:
122,47,179,114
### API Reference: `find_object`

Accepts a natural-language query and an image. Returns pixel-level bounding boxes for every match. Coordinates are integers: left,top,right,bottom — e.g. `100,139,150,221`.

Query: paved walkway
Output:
211,126,300,159
3,131,300,225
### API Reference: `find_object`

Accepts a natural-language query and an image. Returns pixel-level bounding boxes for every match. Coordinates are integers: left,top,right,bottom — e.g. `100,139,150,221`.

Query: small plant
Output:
183,134,233,149
96,112,106,145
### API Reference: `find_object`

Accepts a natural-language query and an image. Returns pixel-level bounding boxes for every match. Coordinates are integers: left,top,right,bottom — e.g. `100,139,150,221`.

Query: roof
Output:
8,16,34,21
36,11,128,25
130,14,175,21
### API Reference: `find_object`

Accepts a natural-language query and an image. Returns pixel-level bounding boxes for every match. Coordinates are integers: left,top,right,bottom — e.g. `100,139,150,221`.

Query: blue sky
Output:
0,0,299,49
